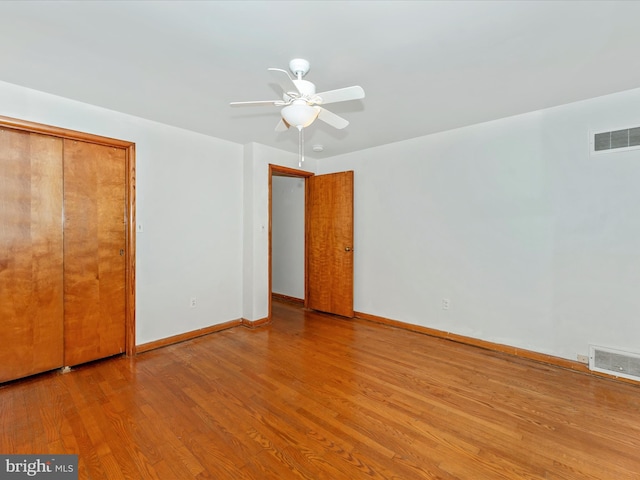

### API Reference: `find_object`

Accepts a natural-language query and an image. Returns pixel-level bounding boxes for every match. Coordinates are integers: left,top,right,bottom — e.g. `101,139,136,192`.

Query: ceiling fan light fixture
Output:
281,102,318,129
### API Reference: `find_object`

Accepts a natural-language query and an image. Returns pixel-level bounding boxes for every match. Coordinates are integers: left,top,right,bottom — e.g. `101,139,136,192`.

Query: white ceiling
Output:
2,0,640,158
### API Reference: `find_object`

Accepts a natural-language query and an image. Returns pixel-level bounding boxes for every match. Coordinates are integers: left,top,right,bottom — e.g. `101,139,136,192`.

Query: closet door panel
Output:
0,129,64,382
63,140,126,366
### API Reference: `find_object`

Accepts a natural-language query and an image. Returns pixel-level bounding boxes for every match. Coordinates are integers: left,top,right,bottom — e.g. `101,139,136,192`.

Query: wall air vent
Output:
589,345,640,382
592,126,640,154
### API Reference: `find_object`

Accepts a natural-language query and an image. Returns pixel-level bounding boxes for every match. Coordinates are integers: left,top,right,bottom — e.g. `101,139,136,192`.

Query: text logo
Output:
0,455,78,479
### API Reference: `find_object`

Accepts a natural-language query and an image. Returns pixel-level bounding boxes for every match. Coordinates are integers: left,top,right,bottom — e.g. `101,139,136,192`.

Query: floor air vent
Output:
589,345,640,382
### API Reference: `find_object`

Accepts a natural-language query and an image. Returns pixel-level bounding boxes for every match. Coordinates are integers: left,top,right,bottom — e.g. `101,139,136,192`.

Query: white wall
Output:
272,176,305,298
318,87,640,361
241,143,313,321
0,80,244,345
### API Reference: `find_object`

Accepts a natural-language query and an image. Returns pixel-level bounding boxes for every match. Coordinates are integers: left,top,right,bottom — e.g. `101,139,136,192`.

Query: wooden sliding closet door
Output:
63,139,126,366
0,129,64,382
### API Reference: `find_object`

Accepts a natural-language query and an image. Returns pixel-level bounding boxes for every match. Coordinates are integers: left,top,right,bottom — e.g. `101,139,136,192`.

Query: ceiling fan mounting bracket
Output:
289,58,310,78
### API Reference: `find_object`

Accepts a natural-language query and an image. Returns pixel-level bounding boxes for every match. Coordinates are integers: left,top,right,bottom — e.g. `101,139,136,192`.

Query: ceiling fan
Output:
230,58,365,133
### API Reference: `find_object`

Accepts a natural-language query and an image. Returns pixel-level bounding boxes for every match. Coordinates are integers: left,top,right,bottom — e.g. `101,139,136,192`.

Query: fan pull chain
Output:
298,126,304,167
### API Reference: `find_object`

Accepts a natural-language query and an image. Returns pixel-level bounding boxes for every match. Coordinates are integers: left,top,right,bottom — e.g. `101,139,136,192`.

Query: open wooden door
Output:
306,171,354,317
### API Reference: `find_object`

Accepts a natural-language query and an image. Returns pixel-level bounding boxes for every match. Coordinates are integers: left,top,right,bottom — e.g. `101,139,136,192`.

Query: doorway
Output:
269,164,313,318
268,164,354,320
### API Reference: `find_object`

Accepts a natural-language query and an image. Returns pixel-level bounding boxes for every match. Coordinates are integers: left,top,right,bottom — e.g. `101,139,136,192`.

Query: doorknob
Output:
345,247,352,252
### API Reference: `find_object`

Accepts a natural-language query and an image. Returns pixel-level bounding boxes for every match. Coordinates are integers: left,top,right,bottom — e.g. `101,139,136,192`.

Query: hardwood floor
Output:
2,300,640,479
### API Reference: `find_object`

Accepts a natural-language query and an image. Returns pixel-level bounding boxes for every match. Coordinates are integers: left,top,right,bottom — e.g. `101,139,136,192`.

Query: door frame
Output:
268,164,314,320
0,115,137,356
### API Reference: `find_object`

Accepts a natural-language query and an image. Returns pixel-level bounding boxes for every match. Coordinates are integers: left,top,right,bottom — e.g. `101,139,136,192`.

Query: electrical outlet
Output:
577,354,588,364
442,298,450,310
190,297,197,308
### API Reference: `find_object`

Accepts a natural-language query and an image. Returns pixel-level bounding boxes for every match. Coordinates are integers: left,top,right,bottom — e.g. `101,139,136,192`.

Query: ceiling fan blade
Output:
275,119,290,132
313,85,365,105
316,107,349,129
268,68,301,95
230,100,285,107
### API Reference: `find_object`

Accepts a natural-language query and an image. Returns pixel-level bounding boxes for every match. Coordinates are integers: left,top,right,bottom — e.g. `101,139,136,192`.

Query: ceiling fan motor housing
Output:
282,79,316,103
297,80,315,97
